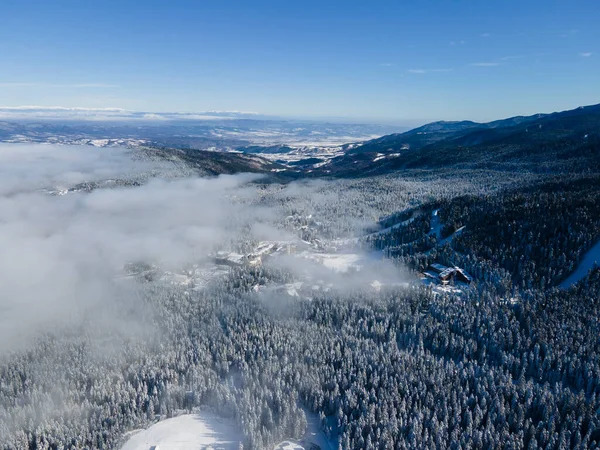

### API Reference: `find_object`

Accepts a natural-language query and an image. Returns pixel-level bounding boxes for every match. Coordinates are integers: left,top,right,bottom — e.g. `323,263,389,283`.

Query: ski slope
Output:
120,413,243,450
560,240,600,289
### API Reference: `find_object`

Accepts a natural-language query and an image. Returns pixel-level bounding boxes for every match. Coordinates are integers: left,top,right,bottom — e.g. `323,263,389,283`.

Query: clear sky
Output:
0,0,598,123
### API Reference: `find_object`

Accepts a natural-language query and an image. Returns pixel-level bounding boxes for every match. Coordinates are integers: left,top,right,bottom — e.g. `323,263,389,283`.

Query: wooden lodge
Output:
424,263,472,285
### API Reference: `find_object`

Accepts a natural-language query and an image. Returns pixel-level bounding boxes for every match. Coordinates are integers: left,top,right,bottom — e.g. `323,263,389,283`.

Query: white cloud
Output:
469,62,500,67
73,83,121,88
0,143,269,353
408,68,453,74
559,29,578,38
142,113,169,120
379,63,396,67
0,82,120,88
0,106,132,121
0,105,126,111
0,106,260,121
579,52,593,57
0,143,410,356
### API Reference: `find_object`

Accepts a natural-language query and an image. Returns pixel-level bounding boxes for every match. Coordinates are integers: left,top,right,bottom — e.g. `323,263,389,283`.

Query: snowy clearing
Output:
439,225,465,246
303,409,337,450
274,441,304,450
429,209,442,240
368,216,415,238
559,239,600,289
273,409,337,450
297,251,363,272
120,413,243,450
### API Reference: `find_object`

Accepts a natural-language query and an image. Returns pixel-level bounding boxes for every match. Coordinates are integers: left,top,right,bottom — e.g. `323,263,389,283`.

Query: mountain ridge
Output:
319,102,600,177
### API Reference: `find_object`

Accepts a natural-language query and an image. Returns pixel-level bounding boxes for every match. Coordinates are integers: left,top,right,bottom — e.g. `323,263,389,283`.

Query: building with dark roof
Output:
424,263,472,285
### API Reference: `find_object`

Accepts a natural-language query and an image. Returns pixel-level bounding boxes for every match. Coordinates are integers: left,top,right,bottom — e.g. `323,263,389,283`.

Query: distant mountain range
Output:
314,103,600,176
2,103,599,179
0,108,402,150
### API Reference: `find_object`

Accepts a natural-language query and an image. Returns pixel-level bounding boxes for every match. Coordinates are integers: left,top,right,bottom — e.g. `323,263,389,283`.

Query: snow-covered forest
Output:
0,143,599,449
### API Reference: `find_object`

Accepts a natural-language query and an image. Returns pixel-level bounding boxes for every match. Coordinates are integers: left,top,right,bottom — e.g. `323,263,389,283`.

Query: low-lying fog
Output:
0,143,407,355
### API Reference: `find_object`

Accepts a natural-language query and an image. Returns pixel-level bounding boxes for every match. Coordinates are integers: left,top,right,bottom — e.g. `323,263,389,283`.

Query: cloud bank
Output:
469,62,500,67
0,106,260,121
0,143,267,353
0,143,411,354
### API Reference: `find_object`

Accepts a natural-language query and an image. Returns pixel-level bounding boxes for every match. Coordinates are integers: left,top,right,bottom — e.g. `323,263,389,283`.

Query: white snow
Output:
298,252,362,273
560,240,600,289
427,210,465,246
370,280,382,292
303,409,337,450
120,413,243,450
89,139,111,147
274,441,304,450
161,272,193,286
420,276,466,297
367,216,415,238
429,209,442,240
285,282,304,297
215,252,245,265
439,225,465,246
273,408,338,450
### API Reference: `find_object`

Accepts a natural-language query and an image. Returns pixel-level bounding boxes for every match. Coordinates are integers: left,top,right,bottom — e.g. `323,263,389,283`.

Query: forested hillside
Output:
321,104,600,177
2,245,599,449
1,107,600,450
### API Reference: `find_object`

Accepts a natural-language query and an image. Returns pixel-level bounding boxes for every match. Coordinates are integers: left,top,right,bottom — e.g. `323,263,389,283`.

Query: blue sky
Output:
0,0,598,123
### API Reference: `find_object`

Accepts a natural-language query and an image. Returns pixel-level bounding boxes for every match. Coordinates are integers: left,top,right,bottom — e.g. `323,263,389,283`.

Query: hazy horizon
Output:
0,101,598,128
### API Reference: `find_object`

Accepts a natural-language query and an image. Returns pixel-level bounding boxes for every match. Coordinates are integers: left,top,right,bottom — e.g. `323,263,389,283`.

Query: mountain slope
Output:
344,120,481,155
322,103,600,176
142,146,298,181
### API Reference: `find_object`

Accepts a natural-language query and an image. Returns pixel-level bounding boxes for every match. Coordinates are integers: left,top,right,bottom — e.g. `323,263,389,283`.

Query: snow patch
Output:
120,413,243,450
560,240,600,288
298,252,363,273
